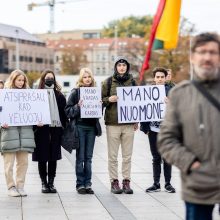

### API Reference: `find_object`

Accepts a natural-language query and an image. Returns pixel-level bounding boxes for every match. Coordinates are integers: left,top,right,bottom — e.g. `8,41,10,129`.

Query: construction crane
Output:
28,0,86,33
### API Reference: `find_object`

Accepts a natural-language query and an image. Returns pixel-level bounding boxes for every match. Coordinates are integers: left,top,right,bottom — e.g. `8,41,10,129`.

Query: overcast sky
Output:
0,0,219,34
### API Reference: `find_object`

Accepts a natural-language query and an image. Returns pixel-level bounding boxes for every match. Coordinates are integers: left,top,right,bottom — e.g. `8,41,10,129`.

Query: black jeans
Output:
148,131,171,184
38,161,57,180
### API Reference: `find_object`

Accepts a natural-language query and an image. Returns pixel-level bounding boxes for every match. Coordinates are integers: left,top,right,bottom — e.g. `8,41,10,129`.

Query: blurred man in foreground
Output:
158,33,220,220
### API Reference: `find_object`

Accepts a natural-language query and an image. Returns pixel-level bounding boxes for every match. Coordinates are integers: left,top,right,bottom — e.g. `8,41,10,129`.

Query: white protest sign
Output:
80,87,102,118
0,89,51,126
117,85,166,123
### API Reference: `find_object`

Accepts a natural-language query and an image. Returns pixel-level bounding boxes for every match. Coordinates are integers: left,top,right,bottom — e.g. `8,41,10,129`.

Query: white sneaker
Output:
17,188,27,197
8,187,20,197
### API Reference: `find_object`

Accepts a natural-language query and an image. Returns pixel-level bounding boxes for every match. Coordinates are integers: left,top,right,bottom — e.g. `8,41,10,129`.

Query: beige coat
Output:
158,78,220,204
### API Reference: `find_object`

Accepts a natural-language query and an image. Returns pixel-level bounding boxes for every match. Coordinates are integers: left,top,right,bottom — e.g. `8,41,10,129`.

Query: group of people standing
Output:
0,56,174,197
0,69,67,197
0,32,219,220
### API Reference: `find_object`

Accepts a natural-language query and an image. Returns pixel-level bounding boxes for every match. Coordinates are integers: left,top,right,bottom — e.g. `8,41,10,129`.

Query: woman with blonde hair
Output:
1,69,36,197
32,69,67,193
65,68,101,194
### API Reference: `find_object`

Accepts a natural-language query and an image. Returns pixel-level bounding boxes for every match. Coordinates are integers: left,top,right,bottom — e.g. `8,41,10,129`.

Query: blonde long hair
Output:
76,68,95,87
5,69,29,89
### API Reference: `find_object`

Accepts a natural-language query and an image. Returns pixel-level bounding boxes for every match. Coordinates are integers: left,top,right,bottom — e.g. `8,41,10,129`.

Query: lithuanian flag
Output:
140,0,181,81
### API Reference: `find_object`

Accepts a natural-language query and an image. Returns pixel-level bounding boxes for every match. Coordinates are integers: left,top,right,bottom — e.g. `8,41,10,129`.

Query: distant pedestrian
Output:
140,67,175,193
32,69,67,194
165,69,175,88
158,32,220,220
1,70,36,197
102,57,138,194
0,80,4,89
65,68,101,194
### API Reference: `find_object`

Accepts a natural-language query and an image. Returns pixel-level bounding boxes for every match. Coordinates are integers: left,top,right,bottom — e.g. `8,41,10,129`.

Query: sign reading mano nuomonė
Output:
117,85,166,123
80,87,102,118
0,89,51,126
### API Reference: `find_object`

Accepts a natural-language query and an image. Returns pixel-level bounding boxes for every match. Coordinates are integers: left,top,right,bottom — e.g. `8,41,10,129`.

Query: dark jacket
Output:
102,57,137,125
32,90,67,162
157,78,220,204
65,88,102,136
165,81,175,89
140,84,171,134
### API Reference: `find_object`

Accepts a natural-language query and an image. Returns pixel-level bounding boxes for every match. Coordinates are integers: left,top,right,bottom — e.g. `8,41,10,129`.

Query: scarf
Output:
113,72,130,84
45,85,62,127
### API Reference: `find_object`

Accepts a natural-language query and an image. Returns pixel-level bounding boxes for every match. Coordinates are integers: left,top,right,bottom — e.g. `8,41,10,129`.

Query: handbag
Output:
61,119,79,153
192,80,220,112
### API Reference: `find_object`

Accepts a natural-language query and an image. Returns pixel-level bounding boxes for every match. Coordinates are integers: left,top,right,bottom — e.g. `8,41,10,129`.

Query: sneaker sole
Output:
165,189,176,193
77,190,87,194
146,189,161,193
8,194,20,197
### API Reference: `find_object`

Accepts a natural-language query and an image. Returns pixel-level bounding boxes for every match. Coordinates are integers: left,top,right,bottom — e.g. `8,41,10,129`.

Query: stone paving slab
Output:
0,125,219,220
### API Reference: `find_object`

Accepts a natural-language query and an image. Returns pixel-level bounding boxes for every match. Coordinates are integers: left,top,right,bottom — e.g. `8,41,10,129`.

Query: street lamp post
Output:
15,29,20,69
114,25,118,59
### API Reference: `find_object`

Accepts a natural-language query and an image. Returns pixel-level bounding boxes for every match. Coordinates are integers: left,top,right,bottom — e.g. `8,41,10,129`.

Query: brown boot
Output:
111,179,123,194
122,179,133,194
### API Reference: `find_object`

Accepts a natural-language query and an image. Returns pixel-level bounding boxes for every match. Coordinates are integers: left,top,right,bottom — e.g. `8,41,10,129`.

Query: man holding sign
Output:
140,67,175,193
102,57,137,194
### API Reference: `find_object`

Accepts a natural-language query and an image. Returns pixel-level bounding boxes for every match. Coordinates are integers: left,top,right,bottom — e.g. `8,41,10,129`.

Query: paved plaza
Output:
0,120,219,220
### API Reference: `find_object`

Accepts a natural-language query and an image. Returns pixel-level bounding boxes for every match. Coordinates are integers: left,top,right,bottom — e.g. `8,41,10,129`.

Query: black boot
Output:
48,177,57,193
41,178,50,193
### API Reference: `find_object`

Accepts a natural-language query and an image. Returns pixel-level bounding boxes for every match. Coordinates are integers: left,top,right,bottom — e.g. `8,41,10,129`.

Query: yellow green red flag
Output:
153,0,181,50
140,0,181,81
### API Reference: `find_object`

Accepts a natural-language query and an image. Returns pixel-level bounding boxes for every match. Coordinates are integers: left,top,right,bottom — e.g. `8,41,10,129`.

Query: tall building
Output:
35,29,102,41
0,23,54,80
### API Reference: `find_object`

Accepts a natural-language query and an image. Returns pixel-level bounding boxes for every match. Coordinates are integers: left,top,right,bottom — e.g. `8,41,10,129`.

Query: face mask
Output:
45,78,55,87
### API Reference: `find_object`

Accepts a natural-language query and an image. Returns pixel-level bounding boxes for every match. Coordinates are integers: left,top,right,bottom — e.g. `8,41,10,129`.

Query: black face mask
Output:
45,78,55,87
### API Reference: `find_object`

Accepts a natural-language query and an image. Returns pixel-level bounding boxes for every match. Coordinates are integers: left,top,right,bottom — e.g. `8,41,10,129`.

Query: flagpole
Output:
189,35,193,80
114,25,118,59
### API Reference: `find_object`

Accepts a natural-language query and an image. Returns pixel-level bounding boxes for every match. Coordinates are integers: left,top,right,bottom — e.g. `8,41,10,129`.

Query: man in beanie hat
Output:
102,56,138,194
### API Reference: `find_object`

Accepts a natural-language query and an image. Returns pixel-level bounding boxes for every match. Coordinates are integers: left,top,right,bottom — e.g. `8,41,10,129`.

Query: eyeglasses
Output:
194,50,219,56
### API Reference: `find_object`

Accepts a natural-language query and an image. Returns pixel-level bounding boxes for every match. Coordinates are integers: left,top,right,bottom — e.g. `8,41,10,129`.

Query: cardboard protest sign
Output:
117,85,166,123
0,89,51,126
80,87,102,118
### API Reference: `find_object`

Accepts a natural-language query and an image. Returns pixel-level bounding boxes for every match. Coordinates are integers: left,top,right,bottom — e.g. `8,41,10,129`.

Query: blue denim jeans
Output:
75,125,96,189
185,202,214,220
